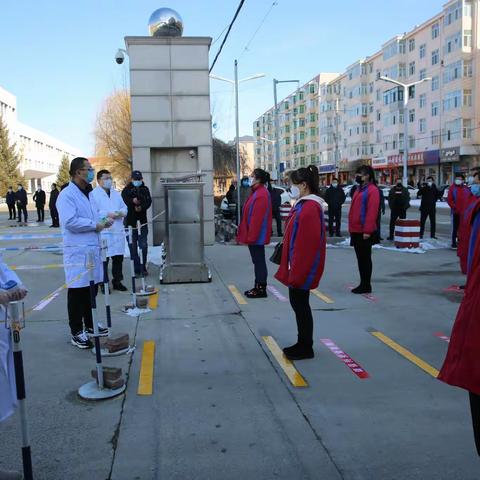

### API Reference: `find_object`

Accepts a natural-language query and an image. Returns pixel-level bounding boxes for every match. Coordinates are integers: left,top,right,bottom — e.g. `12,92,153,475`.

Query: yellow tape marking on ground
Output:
138,340,156,395
312,289,334,304
262,336,308,387
371,331,439,378
228,285,247,305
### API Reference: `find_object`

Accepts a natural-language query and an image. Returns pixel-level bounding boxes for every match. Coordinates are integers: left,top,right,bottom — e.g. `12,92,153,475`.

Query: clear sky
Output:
0,0,443,154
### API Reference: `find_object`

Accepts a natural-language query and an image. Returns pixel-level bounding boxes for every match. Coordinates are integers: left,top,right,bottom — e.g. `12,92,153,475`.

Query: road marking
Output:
262,336,308,388
320,339,369,379
33,293,59,311
138,340,155,395
371,331,439,378
267,285,288,302
434,332,450,343
312,289,334,304
228,285,247,305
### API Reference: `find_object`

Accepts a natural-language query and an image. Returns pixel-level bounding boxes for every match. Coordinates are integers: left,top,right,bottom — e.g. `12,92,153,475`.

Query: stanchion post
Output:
88,252,104,389
127,226,137,306
136,221,146,292
101,239,112,330
9,301,33,480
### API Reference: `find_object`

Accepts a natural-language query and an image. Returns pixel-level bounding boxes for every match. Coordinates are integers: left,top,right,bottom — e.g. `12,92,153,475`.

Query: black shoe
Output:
282,343,314,361
71,332,93,349
336,234,343,238
431,236,438,239
452,243,457,248
351,285,372,294
86,325,109,337
244,284,267,299
387,236,394,241
113,283,128,292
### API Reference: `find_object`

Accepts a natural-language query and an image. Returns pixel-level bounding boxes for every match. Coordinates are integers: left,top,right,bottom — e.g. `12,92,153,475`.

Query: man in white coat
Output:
57,157,113,349
91,169,128,291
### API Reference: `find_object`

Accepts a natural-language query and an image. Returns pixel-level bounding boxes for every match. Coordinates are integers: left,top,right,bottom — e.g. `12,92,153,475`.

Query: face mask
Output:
103,179,113,190
133,180,142,188
455,179,463,186
86,170,95,183
249,177,255,187
18,186,22,191
427,181,433,187
471,184,480,197
8,189,12,192
332,182,338,188
289,185,300,199
355,175,364,185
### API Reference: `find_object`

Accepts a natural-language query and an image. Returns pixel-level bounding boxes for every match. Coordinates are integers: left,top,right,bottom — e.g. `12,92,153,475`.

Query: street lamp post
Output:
379,76,431,185
210,62,265,223
273,79,299,183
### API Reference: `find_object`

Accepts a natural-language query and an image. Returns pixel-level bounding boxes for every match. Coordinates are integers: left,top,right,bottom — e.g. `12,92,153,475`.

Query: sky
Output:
0,0,444,155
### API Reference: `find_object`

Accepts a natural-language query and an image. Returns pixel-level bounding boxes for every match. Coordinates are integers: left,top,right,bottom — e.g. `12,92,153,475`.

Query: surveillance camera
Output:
189,150,196,158
115,49,125,65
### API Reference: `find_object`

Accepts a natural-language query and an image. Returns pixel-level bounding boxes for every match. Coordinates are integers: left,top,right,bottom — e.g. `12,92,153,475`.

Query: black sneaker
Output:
351,285,372,294
283,343,314,361
113,283,128,292
244,285,267,299
71,332,93,349
86,325,109,337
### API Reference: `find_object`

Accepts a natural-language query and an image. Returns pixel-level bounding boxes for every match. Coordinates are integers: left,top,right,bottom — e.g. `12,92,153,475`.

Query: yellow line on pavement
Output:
138,340,156,395
312,289,334,304
228,285,247,305
262,336,308,387
371,331,439,378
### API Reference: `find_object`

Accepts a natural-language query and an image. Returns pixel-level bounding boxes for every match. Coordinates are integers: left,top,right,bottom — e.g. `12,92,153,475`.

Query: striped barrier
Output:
394,219,421,248
279,203,291,221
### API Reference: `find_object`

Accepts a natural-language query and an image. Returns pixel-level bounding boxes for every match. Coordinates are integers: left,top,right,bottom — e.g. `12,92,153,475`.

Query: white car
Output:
381,184,418,200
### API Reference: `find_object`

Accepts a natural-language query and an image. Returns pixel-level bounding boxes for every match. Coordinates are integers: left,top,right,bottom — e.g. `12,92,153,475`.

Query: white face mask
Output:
427,181,433,187
455,179,463,186
332,182,338,188
103,179,113,190
289,185,300,199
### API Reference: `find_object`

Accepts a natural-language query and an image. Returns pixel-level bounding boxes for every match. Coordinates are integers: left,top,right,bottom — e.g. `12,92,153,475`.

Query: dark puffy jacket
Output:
6,191,15,205
33,190,46,207
417,184,439,211
388,186,410,211
325,185,346,210
122,182,152,227
270,188,282,212
49,188,59,208
15,189,28,206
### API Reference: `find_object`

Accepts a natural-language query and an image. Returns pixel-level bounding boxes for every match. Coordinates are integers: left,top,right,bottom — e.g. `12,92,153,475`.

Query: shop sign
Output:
440,147,460,163
372,157,388,169
318,164,336,174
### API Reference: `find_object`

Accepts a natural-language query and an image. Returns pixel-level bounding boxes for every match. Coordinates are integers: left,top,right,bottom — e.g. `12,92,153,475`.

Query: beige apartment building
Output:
255,0,480,186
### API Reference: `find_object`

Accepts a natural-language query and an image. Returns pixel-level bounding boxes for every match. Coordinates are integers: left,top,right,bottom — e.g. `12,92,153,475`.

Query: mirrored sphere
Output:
148,8,184,37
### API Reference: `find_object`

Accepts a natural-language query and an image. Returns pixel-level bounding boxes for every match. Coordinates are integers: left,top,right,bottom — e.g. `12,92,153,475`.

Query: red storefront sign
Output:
387,152,424,167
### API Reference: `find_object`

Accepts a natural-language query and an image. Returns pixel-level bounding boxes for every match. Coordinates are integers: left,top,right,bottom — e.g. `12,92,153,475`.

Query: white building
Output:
0,85,80,193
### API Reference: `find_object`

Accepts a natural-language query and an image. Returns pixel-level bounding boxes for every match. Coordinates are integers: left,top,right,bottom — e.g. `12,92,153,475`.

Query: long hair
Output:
290,165,320,195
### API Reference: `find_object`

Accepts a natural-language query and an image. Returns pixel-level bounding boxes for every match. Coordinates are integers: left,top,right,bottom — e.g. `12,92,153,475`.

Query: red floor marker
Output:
434,332,450,343
345,284,378,303
267,286,288,302
444,285,465,294
320,339,370,379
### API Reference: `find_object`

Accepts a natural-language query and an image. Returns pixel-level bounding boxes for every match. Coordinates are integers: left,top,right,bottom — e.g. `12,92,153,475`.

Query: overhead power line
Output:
209,0,246,73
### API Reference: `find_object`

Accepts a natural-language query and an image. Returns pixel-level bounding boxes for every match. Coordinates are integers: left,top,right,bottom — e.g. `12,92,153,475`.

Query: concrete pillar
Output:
125,36,214,245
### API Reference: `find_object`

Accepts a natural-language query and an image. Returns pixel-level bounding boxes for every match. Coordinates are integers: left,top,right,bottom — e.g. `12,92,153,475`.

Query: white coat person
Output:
57,157,113,349
91,169,128,291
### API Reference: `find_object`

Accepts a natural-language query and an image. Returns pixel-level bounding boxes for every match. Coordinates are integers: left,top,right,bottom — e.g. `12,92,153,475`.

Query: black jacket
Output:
325,185,346,210
33,190,46,207
378,187,386,215
388,186,410,211
270,188,282,212
417,184,439,211
6,191,15,205
15,189,28,207
49,188,59,208
122,182,152,227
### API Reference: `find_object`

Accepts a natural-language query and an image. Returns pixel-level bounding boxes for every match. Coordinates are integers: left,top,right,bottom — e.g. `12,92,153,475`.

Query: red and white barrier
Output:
394,219,421,248
279,203,292,220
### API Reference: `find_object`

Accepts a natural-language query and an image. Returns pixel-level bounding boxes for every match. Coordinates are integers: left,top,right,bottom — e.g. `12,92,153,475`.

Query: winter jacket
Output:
378,187,386,215
121,182,152,227
388,186,410,211
33,190,46,207
15,189,27,207
438,198,480,395
325,185,346,210
447,184,472,216
270,188,282,212
417,184,439,212
49,188,59,208
239,185,250,212
457,196,478,275
275,195,326,290
348,183,380,235
5,191,15,206
237,184,272,246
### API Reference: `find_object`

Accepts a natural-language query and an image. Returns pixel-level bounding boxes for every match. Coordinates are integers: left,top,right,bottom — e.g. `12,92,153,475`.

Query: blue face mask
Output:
471,184,480,197
133,180,142,188
86,170,95,183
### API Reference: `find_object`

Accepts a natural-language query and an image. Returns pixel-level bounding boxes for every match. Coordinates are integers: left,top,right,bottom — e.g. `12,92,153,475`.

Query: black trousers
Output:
389,208,407,239
272,210,282,236
36,206,44,222
452,213,460,246
248,245,267,285
67,285,98,335
50,206,59,226
7,204,16,219
351,233,373,288
17,204,27,222
328,207,342,236
106,255,124,285
131,225,148,275
420,209,436,238
470,392,480,456
289,288,313,348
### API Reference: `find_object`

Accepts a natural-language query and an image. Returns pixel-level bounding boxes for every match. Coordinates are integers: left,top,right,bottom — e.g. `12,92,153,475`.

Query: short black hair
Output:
69,157,89,177
356,165,376,184
426,176,434,181
51,183,57,187
332,177,339,182
8,186,12,189
455,173,465,180
97,169,110,181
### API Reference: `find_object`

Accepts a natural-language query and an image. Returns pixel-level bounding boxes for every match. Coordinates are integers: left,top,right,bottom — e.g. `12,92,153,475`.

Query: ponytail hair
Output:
290,165,320,195
252,168,270,185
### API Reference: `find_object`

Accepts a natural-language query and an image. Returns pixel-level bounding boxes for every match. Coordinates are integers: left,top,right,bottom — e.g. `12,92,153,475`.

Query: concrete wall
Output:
125,36,214,245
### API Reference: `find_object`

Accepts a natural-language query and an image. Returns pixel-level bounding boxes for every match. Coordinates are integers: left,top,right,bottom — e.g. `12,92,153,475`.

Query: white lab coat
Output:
57,182,102,288
0,259,21,422
90,186,128,257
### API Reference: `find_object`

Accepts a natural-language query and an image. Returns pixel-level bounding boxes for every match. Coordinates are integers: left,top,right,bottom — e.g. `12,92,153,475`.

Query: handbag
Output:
269,242,283,264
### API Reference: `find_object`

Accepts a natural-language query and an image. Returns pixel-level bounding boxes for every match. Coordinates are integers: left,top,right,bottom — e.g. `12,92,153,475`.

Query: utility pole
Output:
334,97,340,178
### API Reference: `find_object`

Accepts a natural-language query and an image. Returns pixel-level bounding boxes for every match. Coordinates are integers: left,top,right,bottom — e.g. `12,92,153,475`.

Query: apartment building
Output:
255,0,480,185
0,85,80,193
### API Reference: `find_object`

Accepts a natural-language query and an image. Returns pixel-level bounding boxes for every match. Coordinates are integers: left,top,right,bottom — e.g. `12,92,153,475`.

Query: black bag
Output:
269,242,283,264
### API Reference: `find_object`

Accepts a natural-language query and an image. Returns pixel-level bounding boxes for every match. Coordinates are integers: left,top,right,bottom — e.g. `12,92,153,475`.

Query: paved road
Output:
0,213,478,479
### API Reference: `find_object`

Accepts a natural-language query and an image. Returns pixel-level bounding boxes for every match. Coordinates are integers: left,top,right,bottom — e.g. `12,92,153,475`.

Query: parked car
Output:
380,184,418,200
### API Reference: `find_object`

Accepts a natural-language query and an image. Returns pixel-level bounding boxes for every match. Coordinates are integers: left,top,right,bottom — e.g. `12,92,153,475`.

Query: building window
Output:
299,131,305,140
409,109,415,123
464,30,472,48
431,101,439,116
399,41,406,54
443,90,462,111
464,60,473,77
377,111,381,121
409,38,415,52
399,63,406,78
432,130,440,145
432,23,439,39
431,76,439,91
408,85,415,99
419,44,426,58
284,101,289,110
419,93,427,108
419,118,427,133
309,113,316,122
432,49,439,65
419,68,427,80
409,136,415,149
463,119,472,139
464,0,473,16
444,32,461,55
299,104,305,114
309,84,315,94
409,61,416,76
464,89,473,107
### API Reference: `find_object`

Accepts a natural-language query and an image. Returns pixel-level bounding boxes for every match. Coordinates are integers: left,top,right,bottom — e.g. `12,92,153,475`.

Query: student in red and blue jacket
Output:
448,173,472,248
237,169,272,298
275,165,326,360
348,165,380,294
